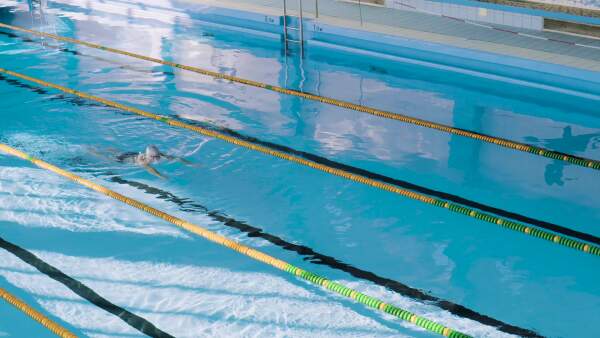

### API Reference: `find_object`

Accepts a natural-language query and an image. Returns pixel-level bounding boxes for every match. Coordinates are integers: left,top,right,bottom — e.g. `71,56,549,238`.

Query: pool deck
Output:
183,0,600,72
474,0,600,17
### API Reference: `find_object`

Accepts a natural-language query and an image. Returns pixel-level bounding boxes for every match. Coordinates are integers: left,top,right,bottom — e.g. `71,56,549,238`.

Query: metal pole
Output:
315,0,319,19
283,0,288,53
358,0,363,26
298,0,304,56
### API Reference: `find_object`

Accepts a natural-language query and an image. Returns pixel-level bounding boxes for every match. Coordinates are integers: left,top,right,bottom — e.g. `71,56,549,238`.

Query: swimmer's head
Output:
145,145,161,160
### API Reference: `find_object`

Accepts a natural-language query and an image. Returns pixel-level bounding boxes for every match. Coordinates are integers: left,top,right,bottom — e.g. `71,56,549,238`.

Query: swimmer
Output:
92,145,196,179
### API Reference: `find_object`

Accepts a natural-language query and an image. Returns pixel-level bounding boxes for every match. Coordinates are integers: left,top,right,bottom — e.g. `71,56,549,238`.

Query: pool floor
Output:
0,0,599,337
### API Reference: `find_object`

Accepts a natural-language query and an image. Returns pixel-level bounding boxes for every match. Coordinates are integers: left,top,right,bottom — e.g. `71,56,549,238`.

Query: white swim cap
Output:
146,145,161,159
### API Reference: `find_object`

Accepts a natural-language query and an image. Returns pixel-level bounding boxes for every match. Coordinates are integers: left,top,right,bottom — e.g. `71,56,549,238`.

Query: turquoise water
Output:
0,0,599,337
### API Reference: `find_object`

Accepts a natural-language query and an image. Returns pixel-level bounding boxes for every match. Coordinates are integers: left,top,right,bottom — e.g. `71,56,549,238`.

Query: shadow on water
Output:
522,126,600,186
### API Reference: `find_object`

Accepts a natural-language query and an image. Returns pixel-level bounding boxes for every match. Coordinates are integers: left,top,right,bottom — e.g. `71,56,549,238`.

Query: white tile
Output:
409,0,420,11
517,14,525,28
478,8,494,24
396,0,405,10
442,2,451,16
513,13,524,28
450,4,459,19
492,10,504,25
532,16,543,30
456,4,466,19
394,0,402,10
458,5,466,19
521,14,532,30
449,4,458,18
429,1,442,15
424,1,431,11
502,12,511,27
478,7,488,18
459,5,471,20
415,0,425,11
424,0,432,12
504,13,516,27
466,7,477,21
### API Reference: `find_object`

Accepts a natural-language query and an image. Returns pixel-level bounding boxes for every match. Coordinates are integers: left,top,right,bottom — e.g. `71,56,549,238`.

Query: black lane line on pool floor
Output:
0,237,174,338
92,172,540,338
0,73,597,248
195,119,600,245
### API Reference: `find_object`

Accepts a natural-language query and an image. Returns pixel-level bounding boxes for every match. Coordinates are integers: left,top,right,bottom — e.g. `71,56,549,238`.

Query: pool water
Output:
0,0,599,337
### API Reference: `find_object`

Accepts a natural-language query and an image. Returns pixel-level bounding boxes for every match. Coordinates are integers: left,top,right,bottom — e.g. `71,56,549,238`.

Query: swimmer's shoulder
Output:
117,152,140,163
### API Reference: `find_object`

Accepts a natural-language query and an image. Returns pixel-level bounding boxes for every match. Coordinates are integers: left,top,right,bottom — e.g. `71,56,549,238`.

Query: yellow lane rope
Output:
0,22,598,171
1,67,598,257
0,144,470,338
0,287,77,338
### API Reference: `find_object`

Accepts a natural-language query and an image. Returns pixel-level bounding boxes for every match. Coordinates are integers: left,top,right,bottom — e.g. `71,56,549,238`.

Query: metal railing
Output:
268,0,600,66
283,0,306,55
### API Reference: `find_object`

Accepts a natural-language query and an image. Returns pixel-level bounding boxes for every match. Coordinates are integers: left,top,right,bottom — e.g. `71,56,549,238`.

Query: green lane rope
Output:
0,67,597,257
0,144,470,338
0,287,77,337
0,22,598,171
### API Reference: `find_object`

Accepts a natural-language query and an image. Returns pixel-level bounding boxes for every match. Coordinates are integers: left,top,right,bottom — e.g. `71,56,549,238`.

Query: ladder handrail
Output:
283,0,289,49
282,0,305,56
358,0,363,26
298,0,304,56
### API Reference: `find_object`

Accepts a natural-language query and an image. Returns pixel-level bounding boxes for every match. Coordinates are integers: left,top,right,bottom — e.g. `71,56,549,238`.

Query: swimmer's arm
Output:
143,164,167,179
177,157,198,166
88,146,120,160
161,153,199,167
88,147,128,163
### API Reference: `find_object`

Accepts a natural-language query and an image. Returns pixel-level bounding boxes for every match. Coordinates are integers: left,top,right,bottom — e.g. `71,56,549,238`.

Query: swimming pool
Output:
0,0,599,337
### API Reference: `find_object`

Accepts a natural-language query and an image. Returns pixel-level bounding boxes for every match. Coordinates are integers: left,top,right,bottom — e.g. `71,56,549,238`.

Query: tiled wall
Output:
385,0,544,30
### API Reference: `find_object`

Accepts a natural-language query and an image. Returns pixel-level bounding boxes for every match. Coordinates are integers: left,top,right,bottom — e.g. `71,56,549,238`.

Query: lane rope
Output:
3,64,597,249
0,144,471,338
0,287,77,338
109,175,541,337
0,67,598,257
0,22,599,171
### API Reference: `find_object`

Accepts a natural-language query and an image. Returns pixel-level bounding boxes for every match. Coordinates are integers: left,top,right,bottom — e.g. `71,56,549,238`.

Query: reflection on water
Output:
0,166,185,237
0,237,172,338
2,0,600,181
0,146,540,333
0,160,516,337
0,245,404,337
1,0,599,337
